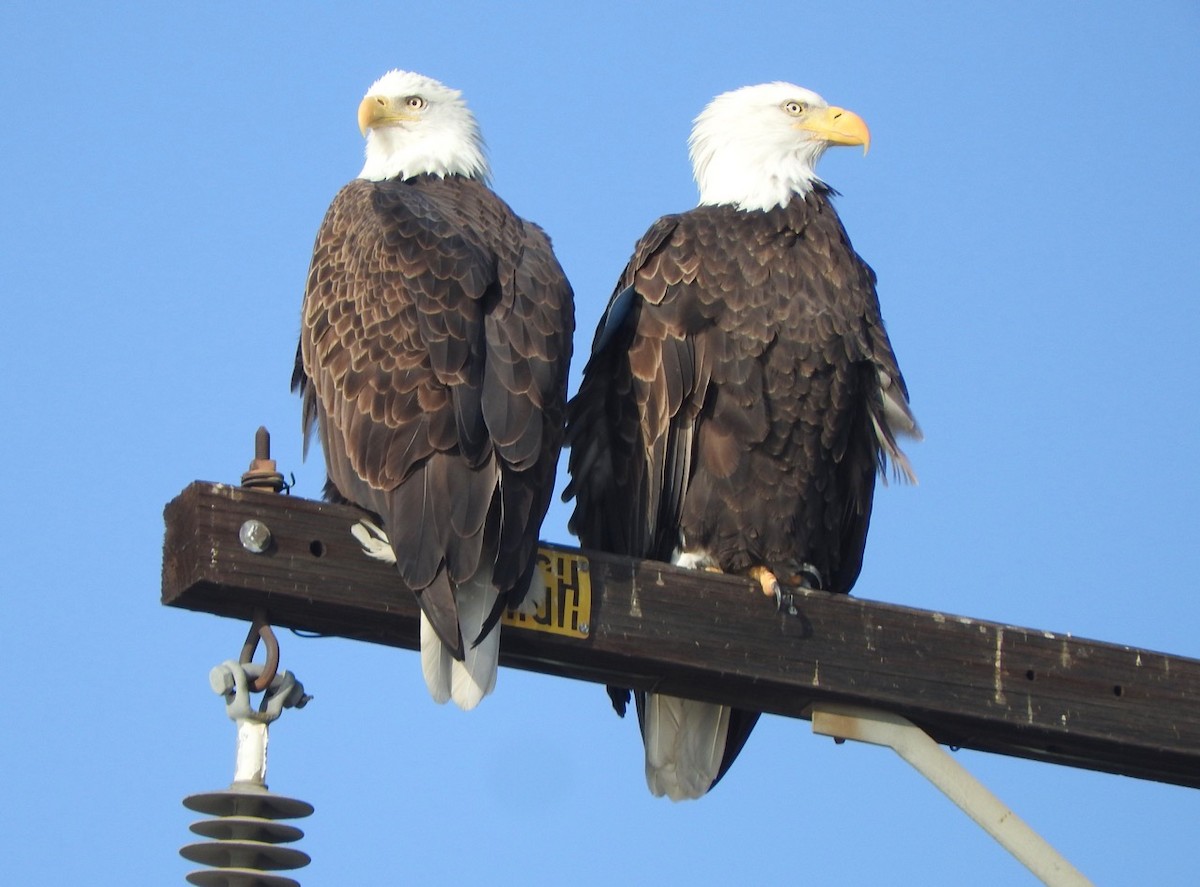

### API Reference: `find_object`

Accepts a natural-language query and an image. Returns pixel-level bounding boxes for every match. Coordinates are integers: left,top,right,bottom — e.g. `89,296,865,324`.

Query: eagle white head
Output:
357,69,489,183
689,82,870,212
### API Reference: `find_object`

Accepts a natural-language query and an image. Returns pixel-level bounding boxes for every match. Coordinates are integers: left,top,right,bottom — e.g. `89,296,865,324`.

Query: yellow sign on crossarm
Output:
502,548,592,639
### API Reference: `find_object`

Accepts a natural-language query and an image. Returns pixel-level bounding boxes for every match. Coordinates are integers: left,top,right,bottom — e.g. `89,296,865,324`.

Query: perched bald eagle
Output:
565,83,918,799
293,70,574,710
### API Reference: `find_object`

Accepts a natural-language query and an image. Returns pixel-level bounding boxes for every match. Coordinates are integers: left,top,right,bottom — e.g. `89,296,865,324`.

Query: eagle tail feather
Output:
449,575,502,710
643,693,731,801
419,611,453,705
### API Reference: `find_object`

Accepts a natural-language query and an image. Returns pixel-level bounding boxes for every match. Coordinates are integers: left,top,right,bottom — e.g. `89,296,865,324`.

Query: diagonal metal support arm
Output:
811,703,1094,886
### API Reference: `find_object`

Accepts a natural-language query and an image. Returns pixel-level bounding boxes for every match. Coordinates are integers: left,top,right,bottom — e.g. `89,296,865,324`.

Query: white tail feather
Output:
643,694,731,801
449,576,501,711
356,520,503,709
419,611,453,705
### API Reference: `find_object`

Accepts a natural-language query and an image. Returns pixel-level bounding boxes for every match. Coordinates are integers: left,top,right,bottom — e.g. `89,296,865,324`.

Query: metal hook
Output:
239,609,280,692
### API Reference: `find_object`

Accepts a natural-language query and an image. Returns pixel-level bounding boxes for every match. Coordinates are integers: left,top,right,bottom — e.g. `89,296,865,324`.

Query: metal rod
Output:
240,426,286,492
811,703,1093,887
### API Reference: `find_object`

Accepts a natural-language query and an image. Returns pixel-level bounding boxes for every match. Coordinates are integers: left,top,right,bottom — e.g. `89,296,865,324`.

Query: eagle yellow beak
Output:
358,95,416,136
797,106,871,155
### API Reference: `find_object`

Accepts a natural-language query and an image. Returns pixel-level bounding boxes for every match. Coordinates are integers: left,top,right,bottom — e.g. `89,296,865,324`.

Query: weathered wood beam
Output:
162,481,1200,789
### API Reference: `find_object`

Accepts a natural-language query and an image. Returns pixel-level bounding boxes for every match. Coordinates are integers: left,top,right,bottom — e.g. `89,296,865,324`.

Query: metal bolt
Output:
241,426,286,493
239,519,272,554
579,623,590,636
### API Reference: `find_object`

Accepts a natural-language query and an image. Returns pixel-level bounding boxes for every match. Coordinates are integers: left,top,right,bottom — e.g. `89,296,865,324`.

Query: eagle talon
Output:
798,562,824,591
777,589,800,616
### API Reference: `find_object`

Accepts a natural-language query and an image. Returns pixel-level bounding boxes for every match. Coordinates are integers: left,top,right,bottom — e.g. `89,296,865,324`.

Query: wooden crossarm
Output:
162,481,1200,789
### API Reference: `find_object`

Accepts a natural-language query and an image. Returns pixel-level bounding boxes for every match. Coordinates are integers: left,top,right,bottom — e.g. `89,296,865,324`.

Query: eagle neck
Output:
706,186,832,231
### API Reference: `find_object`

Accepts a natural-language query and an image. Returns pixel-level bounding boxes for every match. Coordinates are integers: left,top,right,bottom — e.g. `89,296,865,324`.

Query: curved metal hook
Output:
239,609,280,692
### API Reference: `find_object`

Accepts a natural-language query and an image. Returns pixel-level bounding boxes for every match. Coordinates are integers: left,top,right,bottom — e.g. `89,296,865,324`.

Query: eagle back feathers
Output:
295,174,574,655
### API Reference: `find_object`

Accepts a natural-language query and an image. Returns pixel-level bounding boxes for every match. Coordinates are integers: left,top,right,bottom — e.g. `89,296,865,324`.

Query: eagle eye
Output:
405,95,428,110
783,100,805,116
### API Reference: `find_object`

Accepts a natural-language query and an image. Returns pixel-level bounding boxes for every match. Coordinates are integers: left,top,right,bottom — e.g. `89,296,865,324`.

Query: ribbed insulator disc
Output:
184,788,314,820
180,838,310,870
189,816,304,844
184,867,300,887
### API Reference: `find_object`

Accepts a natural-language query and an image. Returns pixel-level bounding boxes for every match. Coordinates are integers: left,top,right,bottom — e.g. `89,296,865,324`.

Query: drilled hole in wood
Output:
1026,669,1036,681
1113,684,1124,697
309,540,326,557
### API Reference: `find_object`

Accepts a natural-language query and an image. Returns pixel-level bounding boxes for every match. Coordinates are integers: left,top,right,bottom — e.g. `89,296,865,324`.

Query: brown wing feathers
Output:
295,175,573,656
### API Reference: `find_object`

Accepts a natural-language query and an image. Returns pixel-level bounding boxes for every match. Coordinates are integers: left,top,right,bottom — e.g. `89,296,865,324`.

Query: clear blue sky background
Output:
2,2,1197,884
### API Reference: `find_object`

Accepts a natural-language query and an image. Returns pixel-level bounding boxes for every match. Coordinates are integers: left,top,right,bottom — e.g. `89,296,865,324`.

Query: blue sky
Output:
2,2,1198,883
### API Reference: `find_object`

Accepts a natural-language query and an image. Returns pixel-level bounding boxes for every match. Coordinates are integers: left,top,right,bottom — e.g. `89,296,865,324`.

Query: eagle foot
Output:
350,519,396,564
750,563,825,615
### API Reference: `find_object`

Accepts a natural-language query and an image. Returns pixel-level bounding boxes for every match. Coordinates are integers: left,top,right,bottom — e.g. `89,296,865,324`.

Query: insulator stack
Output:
181,785,313,886
182,645,312,886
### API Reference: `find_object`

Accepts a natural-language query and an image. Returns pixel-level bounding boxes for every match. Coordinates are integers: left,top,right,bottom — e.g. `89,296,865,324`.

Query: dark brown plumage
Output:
569,186,913,583
566,184,916,797
294,172,574,690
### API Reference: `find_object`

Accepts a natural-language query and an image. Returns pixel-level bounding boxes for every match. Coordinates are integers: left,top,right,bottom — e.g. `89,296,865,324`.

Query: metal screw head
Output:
239,519,273,553
579,623,590,636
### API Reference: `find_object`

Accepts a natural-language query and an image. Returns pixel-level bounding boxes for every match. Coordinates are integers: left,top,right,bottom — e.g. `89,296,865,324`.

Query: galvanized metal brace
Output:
811,703,1094,887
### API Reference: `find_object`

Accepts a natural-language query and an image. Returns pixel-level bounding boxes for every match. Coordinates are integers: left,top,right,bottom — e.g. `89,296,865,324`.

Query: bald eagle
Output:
293,70,574,710
565,83,918,799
